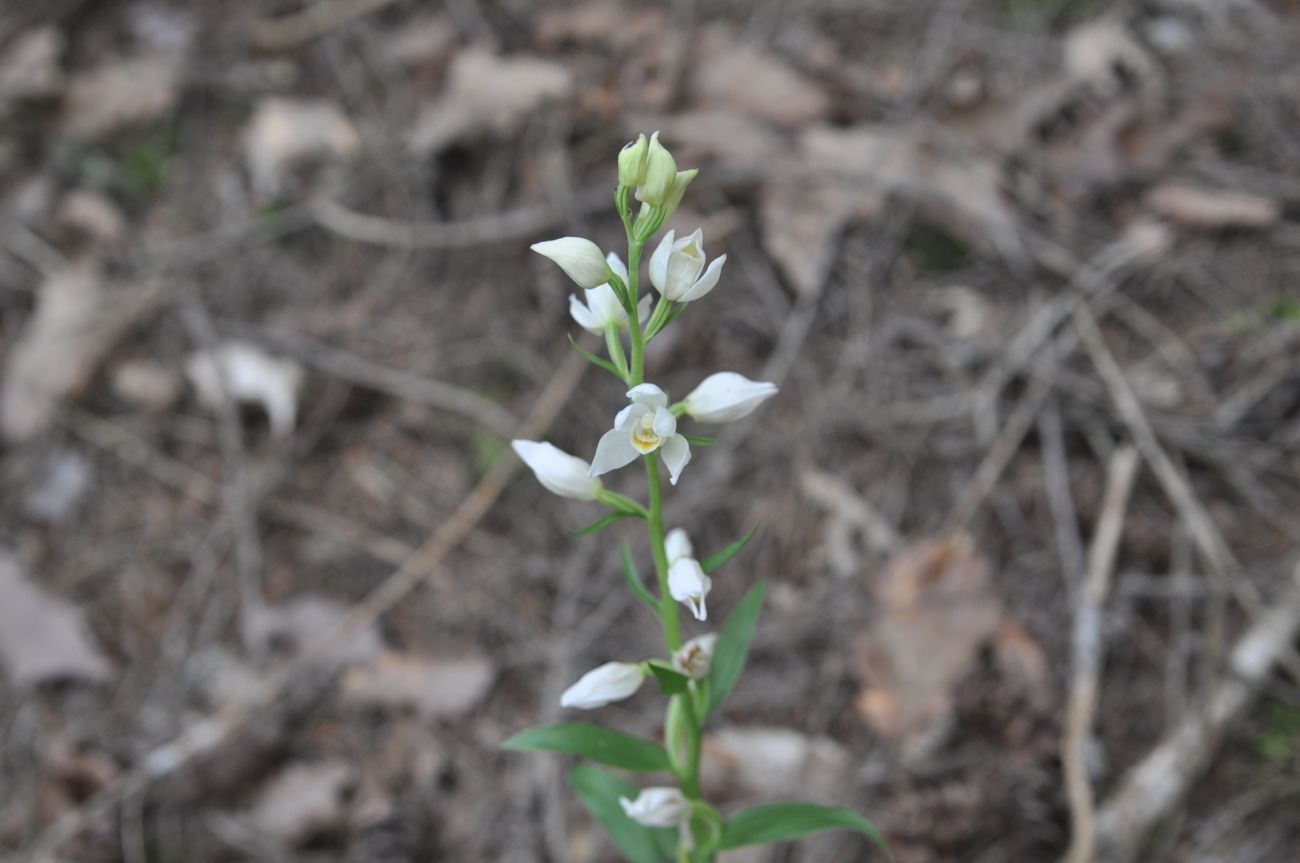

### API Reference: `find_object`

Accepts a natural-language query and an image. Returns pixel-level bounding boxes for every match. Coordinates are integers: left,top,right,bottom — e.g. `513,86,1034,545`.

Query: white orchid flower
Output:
672,633,718,680
682,372,778,423
668,557,712,621
619,786,691,828
590,384,691,484
665,528,694,566
511,440,602,501
531,236,611,289
559,661,646,710
649,228,726,303
568,253,651,335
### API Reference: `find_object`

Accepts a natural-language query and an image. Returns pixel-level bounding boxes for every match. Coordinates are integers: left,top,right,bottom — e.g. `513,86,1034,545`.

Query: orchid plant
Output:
505,133,887,862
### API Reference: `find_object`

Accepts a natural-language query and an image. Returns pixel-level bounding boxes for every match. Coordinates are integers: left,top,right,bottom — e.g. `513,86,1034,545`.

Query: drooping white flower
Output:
559,661,646,710
668,557,712,621
590,384,691,484
665,528,694,566
531,237,611,289
672,633,718,680
682,372,778,423
619,787,691,828
511,440,602,501
568,253,652,335
648,228,726,303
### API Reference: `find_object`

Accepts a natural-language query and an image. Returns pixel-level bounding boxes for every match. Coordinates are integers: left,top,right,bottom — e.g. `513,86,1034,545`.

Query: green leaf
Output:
568,334,624,379
682,435,716,446
720,803,890,858
622,543,658,610
569,764,677,863
646,661,691,696
701,524,761,574
503,723,671,773
572,511,635,537
706,580,765,717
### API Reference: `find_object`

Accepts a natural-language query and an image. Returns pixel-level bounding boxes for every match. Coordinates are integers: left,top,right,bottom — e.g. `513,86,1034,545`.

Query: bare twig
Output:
1061,445,1140,863
1093,560,1300,863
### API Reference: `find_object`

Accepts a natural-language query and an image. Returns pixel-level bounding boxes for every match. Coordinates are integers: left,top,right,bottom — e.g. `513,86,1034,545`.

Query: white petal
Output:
678,253,726,303
636,294,653,325
584,283,624,328
512,440,601,500
589,427,640,477
568,294,604,335
672,633,718,679
531,237,610,289
683,371,778,423
626,383,668,410
606,251,629,284
648,230,675,295
668,557,711,620
560,661,645,709
651,406,677,438
614,402,647,431
619,787,690,827
660,434,691,485
664,528,693,565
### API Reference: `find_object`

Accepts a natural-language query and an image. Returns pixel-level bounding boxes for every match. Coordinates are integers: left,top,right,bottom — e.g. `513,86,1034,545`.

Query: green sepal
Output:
701,524,761,574
568,333,623,378
719,803,890,858
621,542,658,611
503,723,672,773
569,764,677,863
646,660,691,696
682,435,716,447
706,579,765,717
572,511,636,537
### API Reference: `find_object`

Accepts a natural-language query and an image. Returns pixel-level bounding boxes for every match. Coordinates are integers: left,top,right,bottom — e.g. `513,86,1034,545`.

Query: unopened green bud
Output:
662,168,698,216
617,133,649,187
637,131,677,206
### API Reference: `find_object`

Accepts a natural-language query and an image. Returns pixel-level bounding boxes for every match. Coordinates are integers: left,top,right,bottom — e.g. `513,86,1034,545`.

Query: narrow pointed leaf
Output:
646,661,691,696
706,580,765,717
569,764,677,863
719,803,890,857
504,723,671,772
682,435,716,446
622,542,658,610
572,511,635,537
568,334,624,379
701,523,761,574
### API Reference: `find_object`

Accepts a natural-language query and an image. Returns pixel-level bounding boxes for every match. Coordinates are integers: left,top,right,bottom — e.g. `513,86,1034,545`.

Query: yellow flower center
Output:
631,412,661,453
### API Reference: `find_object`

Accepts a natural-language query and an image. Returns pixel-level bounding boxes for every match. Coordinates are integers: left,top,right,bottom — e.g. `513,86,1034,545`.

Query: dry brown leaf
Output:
248,760,356,844
992,620,1051,704
341,650,496,718
243,97,361,198
241,594,383,669
701,726,847,795
648,108,786,169
62,53,182,139
0,550,110,686
759,179,877,296
110,357,183,412
855,534,1001,764
407,49,572,157
0,27,64,105
54,190,126,248
0,265,134,442
1145,182,1280,230
693,34,830,127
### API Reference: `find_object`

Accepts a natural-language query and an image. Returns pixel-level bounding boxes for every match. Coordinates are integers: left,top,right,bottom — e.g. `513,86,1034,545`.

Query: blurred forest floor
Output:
1,0,1299,861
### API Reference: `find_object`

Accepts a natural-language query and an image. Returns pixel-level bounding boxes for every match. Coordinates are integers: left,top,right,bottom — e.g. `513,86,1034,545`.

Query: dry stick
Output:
1061,445,1141,863
1072,303,1300,681
26,351,587,862
1094,560,1300,863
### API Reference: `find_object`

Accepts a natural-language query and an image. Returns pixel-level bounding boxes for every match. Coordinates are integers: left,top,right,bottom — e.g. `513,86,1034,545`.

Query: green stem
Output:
627,239,646,384
645,451,680,653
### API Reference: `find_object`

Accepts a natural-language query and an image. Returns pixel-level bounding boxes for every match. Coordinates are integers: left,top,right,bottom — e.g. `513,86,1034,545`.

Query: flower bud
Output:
662,168,698,216
668,557,712,621
511,440,602,501
682,372,779,423
530,237,611,289
672,633,718,680
560,661,646,709
618,133,649,187
619,787,691,828
637,132,677,206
